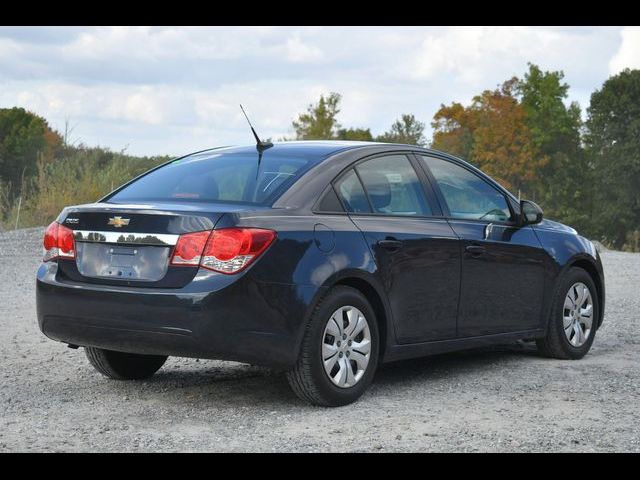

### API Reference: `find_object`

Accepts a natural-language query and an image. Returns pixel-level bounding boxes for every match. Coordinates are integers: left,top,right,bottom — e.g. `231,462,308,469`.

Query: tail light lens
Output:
170,231,211,266
43,221,76,261
170,228,276,274
202,228,276,274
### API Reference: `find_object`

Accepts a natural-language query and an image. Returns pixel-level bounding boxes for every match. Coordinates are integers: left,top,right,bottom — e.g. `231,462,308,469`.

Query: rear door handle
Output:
378,239,404,252
465,245,486,257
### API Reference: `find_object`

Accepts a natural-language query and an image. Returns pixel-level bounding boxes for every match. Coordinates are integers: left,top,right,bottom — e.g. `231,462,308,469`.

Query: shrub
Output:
0,146,169,230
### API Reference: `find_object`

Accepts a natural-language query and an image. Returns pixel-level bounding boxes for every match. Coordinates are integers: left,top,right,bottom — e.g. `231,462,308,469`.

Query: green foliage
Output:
515,64,589,233
1,146,168,230
336,128,374,141
585,68,640,248
291,95,424,145
0,107,62,197
430,65,640,249
517,64,582,154
376,114,426,145
292,93,342,140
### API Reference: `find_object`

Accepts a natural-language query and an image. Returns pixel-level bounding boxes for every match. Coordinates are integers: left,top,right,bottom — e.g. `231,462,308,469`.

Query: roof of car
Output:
186,140,405,160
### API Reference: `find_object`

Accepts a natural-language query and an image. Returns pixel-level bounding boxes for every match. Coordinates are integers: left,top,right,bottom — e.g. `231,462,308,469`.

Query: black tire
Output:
286,286,380,407
85,347,167,380
537,267,599,360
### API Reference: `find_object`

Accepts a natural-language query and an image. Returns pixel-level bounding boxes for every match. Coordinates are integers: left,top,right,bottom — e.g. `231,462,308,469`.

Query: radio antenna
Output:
239,104,273,152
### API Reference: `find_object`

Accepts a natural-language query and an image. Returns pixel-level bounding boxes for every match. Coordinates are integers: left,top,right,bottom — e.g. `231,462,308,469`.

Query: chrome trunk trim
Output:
73,230,179,246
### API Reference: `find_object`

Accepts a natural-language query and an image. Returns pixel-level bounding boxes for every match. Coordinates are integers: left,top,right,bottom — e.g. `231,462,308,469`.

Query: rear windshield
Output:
107,151,314,205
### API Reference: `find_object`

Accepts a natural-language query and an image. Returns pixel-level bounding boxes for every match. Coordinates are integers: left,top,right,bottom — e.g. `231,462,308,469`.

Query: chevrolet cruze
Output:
36,141,605,406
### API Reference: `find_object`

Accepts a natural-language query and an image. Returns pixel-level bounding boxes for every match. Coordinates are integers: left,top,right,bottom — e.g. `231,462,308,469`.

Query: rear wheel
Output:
537,268,598,360
286,286,379,407
85,347,167,380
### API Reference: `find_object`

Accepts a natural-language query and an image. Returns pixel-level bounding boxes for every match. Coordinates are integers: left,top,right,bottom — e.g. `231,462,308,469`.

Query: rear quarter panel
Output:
216,210,385,353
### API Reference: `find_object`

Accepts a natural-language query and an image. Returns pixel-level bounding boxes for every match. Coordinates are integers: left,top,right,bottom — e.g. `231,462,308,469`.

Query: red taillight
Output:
170,228,276,274
202,228,276,274
43,222,58,253
43,221,76,261
170,231,211,266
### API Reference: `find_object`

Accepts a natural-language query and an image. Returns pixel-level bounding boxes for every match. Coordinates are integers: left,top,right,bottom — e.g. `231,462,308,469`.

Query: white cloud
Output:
0,37,22,58
609,26,640,74
60,26,273,62
119,91,168,125
284,35,324,63
411,26,485,81
5,83,177,125
410,26,570,85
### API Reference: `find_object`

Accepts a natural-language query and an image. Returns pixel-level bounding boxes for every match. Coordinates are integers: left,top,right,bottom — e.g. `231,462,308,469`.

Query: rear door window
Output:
355,155,432,216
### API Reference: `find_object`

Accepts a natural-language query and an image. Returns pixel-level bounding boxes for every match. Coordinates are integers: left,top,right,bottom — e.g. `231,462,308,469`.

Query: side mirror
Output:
520,200,543,225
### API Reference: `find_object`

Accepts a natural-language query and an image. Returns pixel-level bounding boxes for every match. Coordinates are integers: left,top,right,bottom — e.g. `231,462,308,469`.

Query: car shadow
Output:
130,341,543,407
371,341,541,389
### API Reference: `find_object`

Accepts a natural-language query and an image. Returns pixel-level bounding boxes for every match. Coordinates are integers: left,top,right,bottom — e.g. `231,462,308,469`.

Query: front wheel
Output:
85,347,167,380
537,267,599,360
286,286,379,407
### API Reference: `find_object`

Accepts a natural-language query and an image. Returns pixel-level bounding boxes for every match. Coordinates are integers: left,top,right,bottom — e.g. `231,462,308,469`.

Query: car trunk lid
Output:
55,201,259,287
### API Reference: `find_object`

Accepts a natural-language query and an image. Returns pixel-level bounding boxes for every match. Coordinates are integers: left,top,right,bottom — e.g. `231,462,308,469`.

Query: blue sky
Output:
1,26,639,156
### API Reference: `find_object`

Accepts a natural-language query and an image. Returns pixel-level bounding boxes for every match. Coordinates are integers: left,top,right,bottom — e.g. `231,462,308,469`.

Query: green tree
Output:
377,114,426,145
290,94,424,145
585,68,640,248
516,63,589,231
336,127,374,141
292,93,342,140
517,64,582,155
0,108,62,197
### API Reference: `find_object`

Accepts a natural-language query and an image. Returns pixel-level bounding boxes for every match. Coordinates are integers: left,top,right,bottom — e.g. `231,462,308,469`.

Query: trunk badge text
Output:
108,216,130,228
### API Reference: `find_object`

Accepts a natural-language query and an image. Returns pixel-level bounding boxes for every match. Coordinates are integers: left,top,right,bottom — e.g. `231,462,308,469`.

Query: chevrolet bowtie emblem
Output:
108,216,130,228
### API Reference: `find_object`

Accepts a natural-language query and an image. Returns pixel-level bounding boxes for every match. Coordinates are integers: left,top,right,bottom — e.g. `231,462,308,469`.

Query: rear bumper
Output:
36,262,322,369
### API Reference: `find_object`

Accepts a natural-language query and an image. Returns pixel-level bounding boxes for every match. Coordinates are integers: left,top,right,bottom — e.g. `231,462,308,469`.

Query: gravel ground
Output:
1,227,639,452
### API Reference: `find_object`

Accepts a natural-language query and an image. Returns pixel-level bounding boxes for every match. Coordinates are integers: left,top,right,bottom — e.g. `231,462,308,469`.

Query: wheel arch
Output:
563,256,605,329
332,276,391,362
298,270,394,364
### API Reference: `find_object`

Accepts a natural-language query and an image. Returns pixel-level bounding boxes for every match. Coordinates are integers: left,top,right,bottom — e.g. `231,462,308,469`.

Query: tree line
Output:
290,92,426,146
0,111,169,230
1,64,639,250
290,65,640,251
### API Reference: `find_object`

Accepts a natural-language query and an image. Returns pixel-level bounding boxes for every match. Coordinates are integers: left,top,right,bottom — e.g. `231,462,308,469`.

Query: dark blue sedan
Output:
36,141,605,406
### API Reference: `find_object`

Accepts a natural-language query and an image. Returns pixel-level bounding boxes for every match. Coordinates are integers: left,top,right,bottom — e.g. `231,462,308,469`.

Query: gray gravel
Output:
1,227,639,452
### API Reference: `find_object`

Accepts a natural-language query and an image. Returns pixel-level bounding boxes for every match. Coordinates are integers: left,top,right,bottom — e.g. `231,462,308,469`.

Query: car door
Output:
417,155,547,337
334,153,461,343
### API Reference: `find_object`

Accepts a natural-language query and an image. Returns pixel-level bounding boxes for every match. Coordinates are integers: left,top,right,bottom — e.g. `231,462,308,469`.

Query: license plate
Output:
101,246,139,279
75,243,170,282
